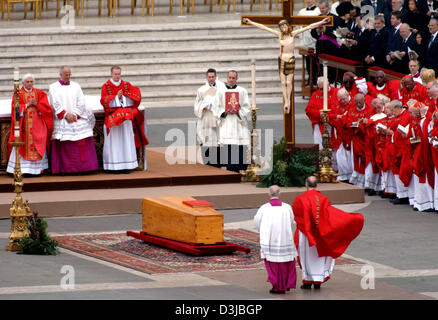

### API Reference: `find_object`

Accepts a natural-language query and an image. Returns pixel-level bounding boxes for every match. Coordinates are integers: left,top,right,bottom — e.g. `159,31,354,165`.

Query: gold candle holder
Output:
242,60,261,182
316,61,338,183
5,68,32,252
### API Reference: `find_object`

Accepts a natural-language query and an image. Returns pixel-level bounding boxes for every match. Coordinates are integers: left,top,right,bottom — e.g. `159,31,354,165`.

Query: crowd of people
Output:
8,65,149,176
306,68,438,212
299,0,438,83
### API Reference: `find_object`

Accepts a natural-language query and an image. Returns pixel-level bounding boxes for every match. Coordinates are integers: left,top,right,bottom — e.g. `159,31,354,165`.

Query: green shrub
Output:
18,212,58,255
257,138,318,187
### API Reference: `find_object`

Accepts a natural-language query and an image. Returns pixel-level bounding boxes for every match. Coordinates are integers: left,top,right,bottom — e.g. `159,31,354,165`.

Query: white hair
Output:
21,73,34,83
269,185,281,197
337,88,349,98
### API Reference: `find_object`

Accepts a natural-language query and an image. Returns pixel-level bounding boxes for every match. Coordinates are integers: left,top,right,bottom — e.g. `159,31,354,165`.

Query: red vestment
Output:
305,87,338,136
388,109,411,181
411,117,434,188
328,99,355,150
100,80,149,148
400,83,428,106
292,189,364,259
8,87,53,161
429,120,438,179
343,103,375,174
364,113,387,173
366,80,400,101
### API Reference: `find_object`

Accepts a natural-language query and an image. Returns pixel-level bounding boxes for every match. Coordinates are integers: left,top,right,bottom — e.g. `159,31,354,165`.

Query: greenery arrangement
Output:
18,212,58,255
257,138,318,188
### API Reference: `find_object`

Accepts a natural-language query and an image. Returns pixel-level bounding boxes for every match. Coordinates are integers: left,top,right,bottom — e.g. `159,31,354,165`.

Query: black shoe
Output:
300,283,312,290
423,208,435,212
368,190,376,196
413,207,419,211
313,284,321,290
393,197,409,205
380,193,390,198
269,288,285,294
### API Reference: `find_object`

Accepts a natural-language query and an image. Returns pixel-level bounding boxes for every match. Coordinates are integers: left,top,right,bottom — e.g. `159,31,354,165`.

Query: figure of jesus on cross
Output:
242,0,331,148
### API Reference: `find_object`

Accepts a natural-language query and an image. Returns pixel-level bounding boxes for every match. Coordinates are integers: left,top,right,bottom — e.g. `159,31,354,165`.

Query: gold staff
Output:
5,67,32,252
316,61,338,183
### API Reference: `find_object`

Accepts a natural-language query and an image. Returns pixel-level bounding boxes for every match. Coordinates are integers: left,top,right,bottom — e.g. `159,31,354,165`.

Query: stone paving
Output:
0,196,437,303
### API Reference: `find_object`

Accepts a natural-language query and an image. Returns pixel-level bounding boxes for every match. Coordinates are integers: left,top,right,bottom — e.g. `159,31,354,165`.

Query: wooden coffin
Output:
142,196,224,245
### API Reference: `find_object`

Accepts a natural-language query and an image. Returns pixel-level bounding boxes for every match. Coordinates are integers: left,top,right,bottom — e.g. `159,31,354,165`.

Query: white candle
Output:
251,59,256,108
13,68,19,81
323,61,328,111
14,125,19,138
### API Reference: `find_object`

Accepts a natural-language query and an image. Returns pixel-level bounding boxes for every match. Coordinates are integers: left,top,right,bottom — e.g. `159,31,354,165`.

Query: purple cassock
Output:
263,198,297,292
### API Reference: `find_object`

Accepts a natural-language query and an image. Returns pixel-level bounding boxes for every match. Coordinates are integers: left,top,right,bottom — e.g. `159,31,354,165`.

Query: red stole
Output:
8,88,53,161
400,84,428,106
344,104,375,173
100,80,149,147
305,87,338,136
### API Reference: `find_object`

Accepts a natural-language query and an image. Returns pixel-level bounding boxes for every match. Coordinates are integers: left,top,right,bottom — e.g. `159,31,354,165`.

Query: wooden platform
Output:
0,150,241,193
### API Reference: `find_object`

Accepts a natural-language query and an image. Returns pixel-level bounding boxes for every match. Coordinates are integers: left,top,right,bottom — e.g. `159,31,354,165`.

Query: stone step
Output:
0,43,279,64
1,33,279,52
0,54,283,74
2,3,282,21
0,21,272,42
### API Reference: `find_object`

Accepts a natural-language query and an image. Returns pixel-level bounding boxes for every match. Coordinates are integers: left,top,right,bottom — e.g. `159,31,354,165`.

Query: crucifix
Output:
242,0,332,150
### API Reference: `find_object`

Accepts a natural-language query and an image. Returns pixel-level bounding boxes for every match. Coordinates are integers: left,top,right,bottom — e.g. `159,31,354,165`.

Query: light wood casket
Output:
142,196,224,245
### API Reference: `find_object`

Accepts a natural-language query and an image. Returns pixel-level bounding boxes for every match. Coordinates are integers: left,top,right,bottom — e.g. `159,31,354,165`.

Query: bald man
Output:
292,176,364,289
254,185,297,294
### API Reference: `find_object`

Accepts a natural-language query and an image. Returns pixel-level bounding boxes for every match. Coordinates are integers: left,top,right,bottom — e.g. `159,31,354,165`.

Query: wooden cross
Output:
241,0,332,150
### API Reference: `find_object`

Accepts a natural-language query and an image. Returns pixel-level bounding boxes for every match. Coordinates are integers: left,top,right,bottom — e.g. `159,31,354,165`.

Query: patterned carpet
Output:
53,229,360,274
53,229,265,274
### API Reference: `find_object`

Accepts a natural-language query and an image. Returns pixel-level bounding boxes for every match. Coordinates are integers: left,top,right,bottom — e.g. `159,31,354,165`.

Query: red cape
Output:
100,80,149,147
292,189,364,259
8,87,53,160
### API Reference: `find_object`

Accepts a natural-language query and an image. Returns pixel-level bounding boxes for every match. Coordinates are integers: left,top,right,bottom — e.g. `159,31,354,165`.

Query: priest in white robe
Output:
213,70,250,172
48,66,98,174
100,66,148,172
194,68,226,167
254,185,297,294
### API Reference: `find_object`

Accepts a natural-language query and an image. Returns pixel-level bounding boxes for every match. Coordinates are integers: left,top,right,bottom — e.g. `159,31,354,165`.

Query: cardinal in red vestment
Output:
399,76,428,107
100,66,149,171
7,74,53,175
305,78,338,150
292,176,364,289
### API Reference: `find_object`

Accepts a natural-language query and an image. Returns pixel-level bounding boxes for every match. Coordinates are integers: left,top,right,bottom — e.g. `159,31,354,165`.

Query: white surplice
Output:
213,85,251,146
7,147,48,175
102,79,138,170
194,80,226,147
298,231,335,283
48,81,95,141
254,201,298,262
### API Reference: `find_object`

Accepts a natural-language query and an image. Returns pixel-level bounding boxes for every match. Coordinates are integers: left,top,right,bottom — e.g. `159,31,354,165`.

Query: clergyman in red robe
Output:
292,176,364,289
7,74,53,175
100,66,149,172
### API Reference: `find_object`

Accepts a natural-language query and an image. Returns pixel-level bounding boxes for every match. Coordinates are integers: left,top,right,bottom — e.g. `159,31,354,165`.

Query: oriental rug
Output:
53,229,360,274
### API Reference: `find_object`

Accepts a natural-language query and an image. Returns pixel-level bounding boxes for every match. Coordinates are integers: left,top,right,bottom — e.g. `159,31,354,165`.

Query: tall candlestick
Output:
323,61,328,111
13,67,19,82
251,59,256,108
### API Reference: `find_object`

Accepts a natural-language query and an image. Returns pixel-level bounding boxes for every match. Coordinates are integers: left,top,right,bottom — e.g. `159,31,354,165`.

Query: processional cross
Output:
241,0,332,150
